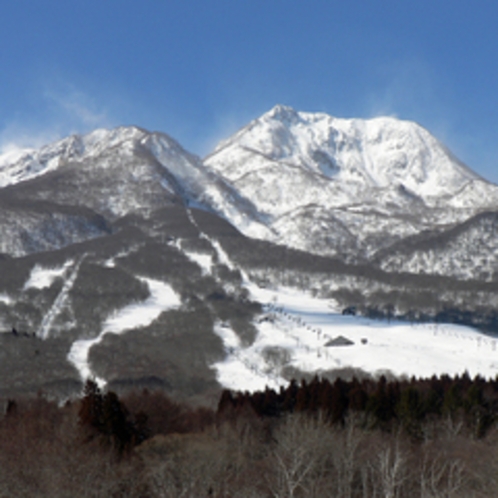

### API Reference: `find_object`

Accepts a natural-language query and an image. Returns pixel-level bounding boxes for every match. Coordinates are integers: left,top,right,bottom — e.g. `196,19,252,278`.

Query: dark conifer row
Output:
76,380,216,455
218,373,498,438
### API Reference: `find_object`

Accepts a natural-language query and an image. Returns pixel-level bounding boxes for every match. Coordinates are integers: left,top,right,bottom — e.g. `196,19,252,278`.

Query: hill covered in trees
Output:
2,374,498,496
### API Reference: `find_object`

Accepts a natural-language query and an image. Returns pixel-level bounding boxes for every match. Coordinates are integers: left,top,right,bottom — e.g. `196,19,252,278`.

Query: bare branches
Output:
1,388,498,496
265,414,330,498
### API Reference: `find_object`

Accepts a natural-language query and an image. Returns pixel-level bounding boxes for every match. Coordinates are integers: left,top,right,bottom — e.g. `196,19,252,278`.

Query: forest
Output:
2,373,498,497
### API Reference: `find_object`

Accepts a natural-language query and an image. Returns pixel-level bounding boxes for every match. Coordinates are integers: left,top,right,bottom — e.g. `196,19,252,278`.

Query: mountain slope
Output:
375,211,498,281
0,126,270,256
0,106,497,401
205,105,498,259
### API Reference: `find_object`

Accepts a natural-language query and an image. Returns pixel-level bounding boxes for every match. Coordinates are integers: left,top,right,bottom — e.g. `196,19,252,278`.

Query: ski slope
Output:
67,278,181,386
212,285,498,392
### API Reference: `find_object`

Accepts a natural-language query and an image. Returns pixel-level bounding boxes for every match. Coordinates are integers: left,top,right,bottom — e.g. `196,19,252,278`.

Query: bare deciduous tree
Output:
330,414,364,498
265,413,331,498
419,451,466,498
374,437,408,498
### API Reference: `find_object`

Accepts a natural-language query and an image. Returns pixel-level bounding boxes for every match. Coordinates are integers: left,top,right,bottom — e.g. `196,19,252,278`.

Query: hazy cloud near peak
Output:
197,112,252,158
0,125,59,156
0,80,116,155
363,57,444,120
43,87,111,131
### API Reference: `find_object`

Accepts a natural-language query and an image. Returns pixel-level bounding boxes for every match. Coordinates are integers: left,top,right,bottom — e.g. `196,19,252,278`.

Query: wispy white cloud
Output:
0,79,114,154
198,113,245,157
362,58,498,183
0,125,59,156
196,105,268,158
363,58,460,150
42,84,111,130
364,57,446,121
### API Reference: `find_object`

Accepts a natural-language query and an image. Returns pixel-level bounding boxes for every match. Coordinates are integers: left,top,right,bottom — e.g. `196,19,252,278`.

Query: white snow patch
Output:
0,293,12,305
37,260,81,339
212,321,287,392
214,322,241,350
102,279,181,333
23,261,73,290
184,207,249,280
67,338,100,383
67,278,181,386
184,251,213,275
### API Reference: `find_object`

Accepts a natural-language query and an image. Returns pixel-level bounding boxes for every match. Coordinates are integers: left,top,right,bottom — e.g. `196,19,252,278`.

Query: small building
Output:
325,335,354,347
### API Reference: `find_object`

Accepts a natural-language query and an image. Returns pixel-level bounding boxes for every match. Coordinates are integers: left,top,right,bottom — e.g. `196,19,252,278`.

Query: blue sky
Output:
1,1,498,182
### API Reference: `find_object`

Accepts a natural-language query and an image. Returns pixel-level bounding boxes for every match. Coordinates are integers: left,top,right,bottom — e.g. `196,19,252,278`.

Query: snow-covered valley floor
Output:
212,284,498,392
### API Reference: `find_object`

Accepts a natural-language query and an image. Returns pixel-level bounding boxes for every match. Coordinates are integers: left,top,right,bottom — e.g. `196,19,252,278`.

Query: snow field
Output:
183,251,213,276
213,322,288,392
37,260,83,340
211,284,498,392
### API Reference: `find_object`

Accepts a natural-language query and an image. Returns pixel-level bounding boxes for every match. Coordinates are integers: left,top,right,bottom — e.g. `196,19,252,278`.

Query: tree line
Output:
219,372,498,439
2,374,498,496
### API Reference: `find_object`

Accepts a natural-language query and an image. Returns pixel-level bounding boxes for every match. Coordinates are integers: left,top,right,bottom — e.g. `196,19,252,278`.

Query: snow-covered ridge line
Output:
1,106,497,273
0,126,150,188
207,104,486,198
203,104,498,262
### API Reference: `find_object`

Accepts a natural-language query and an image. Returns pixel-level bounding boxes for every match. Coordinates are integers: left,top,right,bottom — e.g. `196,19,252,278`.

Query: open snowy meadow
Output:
212,284,498,392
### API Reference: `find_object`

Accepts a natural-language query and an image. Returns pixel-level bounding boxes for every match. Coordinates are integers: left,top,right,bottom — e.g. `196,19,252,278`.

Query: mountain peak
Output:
203,105,498,259
0,126,157,189
208,106,485,197
1,109,497,264
264,104,299,121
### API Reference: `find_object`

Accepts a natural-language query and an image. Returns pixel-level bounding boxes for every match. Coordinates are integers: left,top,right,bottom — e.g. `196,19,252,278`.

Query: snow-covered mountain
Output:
2,126,264,220
205,105,498,260
0,105,497,401
2,105,497,263
0,126,270,256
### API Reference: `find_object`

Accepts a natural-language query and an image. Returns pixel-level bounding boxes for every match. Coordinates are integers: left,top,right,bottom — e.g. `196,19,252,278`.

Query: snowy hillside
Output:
376,212,498,281
0,106,497,400
207,105,481,198
1,106,497,267
0,127,147,188
212,284,498,392
205,105,498,260
0,126,269,256
0,126,265,226
175,215,498,393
